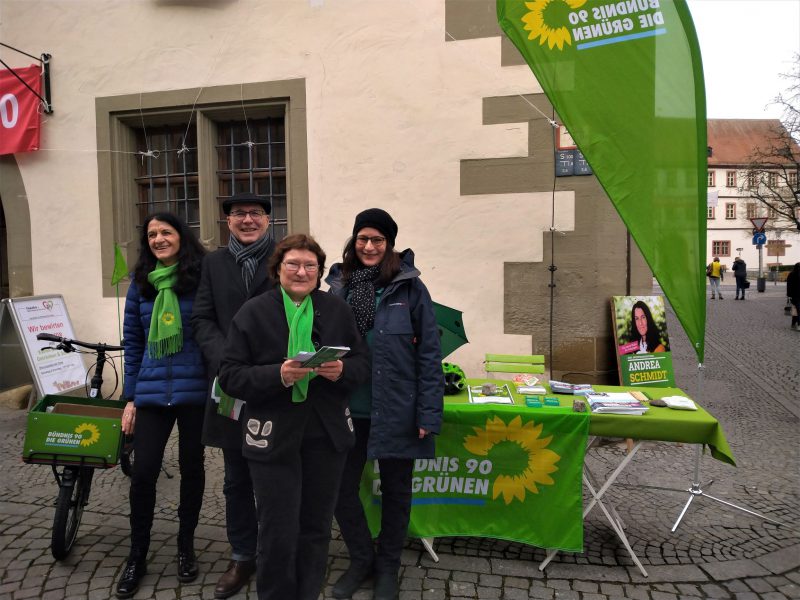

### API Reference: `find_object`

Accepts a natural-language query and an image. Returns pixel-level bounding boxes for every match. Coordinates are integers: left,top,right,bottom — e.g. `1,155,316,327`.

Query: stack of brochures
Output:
514,374,546,395
289,346,350,367
549,380,594,395
585,392,649,415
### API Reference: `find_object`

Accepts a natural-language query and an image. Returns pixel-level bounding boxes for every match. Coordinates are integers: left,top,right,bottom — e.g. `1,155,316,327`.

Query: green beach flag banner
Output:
497,0,708,362
360,406,589,551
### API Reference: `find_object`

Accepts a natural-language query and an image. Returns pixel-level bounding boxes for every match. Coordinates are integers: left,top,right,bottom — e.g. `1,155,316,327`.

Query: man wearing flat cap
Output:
192,192,274,598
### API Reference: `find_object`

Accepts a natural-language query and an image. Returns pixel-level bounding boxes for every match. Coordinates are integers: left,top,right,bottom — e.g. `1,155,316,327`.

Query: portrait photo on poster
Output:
610,296,675,388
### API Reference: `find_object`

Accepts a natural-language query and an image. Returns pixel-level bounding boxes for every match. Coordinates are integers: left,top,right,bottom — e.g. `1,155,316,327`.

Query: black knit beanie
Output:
352,208,398,246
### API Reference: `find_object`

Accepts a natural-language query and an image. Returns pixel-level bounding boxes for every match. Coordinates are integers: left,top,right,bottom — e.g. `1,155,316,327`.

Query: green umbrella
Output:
433,301,469,359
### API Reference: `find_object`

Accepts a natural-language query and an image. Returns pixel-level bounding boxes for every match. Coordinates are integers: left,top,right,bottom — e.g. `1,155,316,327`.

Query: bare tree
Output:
739,54,800,233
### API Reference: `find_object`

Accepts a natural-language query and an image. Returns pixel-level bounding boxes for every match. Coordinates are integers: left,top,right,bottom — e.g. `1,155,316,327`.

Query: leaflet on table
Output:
212,376,245,420
549,380,594,395
288,346,350,368
585,392,649,414
661,396,697,411
517,385,547,394
468,384,515,404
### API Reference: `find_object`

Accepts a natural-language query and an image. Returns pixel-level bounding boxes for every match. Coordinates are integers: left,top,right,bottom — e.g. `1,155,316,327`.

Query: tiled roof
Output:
707,119,798,166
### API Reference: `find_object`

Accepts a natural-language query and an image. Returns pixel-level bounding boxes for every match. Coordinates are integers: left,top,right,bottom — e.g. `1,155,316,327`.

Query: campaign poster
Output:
611,296,675,387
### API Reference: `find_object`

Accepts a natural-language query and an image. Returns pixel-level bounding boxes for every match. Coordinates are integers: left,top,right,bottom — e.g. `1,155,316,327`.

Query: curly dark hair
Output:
339,236,402,287
132,213,206,299
267,233,326,290
629,300,662,352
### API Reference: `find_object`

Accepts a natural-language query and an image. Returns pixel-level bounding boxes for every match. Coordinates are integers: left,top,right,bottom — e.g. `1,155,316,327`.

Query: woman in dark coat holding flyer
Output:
326,209,444,600
218,234,369,600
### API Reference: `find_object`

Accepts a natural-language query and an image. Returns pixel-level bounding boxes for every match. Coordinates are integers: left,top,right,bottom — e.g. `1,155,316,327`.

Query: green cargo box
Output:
23,395,125,468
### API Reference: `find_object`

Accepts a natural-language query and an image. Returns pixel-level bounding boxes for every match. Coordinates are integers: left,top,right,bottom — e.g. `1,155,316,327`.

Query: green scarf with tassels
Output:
281,287,316,403
147,261,182,359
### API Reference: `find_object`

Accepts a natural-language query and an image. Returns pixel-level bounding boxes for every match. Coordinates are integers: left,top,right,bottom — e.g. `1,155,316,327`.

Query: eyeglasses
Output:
229,209,267,221
282,261,319,273
355,235,386,247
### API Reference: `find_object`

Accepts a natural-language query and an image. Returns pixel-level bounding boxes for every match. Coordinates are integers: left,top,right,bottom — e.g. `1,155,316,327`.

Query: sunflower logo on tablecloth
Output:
522,0,586,50
75,423,100,447
463,415,560,504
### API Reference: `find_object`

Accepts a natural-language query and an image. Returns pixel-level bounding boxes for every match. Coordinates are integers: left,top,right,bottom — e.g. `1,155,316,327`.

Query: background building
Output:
1,0,658,394
707,119,800,274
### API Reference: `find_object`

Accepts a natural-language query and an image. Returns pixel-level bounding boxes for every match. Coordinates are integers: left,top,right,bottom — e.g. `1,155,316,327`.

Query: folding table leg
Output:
420,537,439,562
540,440,647,575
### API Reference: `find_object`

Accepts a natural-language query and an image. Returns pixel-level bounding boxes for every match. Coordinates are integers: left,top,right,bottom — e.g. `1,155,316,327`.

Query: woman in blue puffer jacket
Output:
116,212,207,600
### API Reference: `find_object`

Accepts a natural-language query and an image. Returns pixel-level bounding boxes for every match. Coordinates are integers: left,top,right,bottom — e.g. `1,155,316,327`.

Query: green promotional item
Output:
281,287,316,403
497,0,708,362
146,261,182,358
360,406,589,551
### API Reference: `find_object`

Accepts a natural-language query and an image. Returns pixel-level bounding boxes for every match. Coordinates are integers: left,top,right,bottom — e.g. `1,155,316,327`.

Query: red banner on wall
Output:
0,64,42,155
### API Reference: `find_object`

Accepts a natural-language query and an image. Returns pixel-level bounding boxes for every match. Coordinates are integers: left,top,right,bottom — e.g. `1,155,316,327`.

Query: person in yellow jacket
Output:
707,257,724,299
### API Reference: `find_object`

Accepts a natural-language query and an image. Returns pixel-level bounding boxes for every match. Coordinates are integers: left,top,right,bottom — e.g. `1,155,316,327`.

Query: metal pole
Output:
757,243,766,292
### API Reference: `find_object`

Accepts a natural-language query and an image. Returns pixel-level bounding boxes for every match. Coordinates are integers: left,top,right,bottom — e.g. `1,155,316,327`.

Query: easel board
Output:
0,295,86,399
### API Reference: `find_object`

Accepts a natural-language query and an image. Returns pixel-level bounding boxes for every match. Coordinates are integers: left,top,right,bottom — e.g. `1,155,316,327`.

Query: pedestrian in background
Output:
117,213,207,599
732,256,748,300
787,262,800,331
327,209,444,600
192,192,275,599
707,257,724,300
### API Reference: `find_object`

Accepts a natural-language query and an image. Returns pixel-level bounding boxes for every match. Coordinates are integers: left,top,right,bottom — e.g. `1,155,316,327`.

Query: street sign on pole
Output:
752,232,767,245
750,217,768,232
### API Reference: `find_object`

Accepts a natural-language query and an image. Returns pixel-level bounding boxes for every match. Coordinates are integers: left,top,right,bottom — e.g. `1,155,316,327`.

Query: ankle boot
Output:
332,560,373,598
177,549,198,582
116,557,147,599
373,570,399,600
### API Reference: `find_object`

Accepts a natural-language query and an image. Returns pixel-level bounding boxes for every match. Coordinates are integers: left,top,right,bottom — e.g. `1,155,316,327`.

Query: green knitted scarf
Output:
147,261,182,359
281,287,316,403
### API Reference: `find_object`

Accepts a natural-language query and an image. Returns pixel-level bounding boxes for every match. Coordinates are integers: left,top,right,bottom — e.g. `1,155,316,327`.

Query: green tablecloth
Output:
449,381,735,466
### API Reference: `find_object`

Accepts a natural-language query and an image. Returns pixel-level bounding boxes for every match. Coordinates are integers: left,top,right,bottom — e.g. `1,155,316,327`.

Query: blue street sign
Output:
752,232,767,245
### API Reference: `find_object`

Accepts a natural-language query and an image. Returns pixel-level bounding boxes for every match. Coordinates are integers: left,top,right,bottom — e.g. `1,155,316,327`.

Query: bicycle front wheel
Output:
51,467,93,560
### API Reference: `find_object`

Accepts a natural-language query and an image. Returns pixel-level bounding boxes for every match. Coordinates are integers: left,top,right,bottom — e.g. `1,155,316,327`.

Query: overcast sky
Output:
687,0,800,120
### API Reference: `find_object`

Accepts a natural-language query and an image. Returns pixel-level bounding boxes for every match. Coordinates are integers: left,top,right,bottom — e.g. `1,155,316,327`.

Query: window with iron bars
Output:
216,118,287,246
135,125,200,237
134,117,287,245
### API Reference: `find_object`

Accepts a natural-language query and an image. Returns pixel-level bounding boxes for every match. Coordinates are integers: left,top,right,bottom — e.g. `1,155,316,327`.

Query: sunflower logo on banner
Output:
522,0,587,49
463,415,560,504
359,407,589,551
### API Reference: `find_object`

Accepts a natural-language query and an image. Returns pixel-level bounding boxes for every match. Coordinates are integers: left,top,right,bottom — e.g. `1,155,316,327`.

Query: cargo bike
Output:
22,332,130,560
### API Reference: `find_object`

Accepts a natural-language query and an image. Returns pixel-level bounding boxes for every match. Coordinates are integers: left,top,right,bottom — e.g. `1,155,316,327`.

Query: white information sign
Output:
7,296,86,396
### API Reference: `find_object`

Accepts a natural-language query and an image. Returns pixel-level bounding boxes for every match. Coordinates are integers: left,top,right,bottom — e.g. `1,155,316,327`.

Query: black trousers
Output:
128,404,205,559
735,276,747,297
334,418,413,575
247,413,347,600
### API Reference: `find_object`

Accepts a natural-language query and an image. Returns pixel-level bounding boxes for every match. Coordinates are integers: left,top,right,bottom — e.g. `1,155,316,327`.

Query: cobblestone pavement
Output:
1,282,798,599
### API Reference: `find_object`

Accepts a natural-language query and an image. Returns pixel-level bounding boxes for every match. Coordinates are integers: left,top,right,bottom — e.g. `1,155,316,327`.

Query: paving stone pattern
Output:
0,282,798,599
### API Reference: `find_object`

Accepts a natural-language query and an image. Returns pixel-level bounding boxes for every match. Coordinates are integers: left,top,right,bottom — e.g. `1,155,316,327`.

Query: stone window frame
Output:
712,240,730,257
95,79,309,297
726,170,736,188
725,202,736,220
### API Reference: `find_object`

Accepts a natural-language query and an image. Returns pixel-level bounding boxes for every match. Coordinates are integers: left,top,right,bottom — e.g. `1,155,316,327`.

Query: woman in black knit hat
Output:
326,208,444,600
